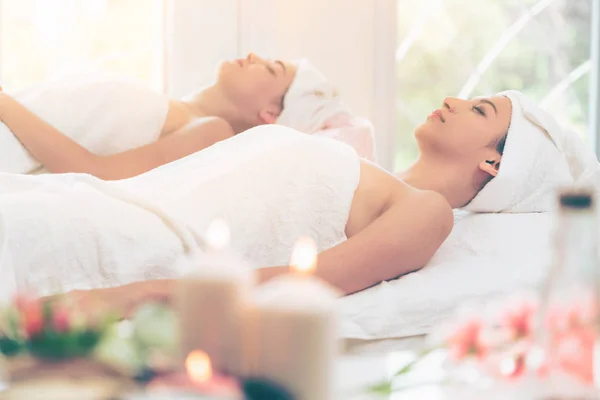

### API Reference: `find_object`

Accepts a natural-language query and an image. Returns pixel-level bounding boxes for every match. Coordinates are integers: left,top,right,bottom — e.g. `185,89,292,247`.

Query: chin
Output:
413,122,433,141
215,61,236,83
216,60,230,73
414,123,446,155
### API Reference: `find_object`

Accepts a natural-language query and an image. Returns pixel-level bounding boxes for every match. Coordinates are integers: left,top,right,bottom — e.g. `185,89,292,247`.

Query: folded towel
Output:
276,59,350,133
0,72,169,174
464,90,599,213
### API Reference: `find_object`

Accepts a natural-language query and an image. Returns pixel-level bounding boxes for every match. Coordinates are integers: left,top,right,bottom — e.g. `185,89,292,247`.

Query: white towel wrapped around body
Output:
1,73,169,174
0,126,360,300
464,90,600,213
277,59,350,133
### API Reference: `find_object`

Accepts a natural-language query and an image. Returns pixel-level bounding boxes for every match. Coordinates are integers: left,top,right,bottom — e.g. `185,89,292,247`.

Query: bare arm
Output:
258,191,454,294
0,91,234,180
59,193,452,314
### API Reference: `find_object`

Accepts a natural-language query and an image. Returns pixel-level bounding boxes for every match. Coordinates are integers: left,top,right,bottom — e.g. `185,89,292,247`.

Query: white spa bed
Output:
0,182,553,344
338,210,554,342
0,141,554,345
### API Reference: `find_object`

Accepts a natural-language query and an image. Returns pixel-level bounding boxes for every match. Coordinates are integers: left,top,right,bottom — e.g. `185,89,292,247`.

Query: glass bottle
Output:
535,189,599,391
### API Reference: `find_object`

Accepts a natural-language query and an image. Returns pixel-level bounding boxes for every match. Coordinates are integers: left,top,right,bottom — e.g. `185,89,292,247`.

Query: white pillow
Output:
338,211,554,340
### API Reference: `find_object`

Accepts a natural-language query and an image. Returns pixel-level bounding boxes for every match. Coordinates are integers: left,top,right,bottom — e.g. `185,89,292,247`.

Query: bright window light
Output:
396,0,592,169
0,0,165,92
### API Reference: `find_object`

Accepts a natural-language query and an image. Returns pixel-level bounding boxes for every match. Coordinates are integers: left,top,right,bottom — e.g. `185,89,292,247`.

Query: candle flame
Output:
206,219,230,250
290,237,317,274
186,350,213,384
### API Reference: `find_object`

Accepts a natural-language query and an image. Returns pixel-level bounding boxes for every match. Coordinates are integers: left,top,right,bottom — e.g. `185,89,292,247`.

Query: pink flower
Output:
14,293,36,312
498,297,538,340
542,291,598,384
15,295,44,338
553,327,595,384
481,339,532,380
52,306,71,333
445,316,487,361
546,291,598,332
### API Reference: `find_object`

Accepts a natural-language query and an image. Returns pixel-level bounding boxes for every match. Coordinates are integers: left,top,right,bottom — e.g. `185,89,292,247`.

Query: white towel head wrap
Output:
464,90,599,213
276,59,350,133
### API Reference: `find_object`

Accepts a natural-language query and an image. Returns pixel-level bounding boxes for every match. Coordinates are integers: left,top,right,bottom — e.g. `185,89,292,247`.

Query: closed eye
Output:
266,65,277,77
472,105,486,117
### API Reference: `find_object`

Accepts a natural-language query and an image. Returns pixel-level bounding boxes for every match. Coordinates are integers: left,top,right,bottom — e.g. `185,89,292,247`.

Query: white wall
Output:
165,0,239,98
167,0,396,168
239,0,397,168
240,0,375,123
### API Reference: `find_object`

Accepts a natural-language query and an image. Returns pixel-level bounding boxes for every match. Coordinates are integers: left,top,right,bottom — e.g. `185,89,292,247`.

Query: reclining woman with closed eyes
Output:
0,89,516,312
1,53,362,178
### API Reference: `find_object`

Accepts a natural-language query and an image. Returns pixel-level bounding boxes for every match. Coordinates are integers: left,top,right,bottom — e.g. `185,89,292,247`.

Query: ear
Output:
258,107,280,124
479,159,500,177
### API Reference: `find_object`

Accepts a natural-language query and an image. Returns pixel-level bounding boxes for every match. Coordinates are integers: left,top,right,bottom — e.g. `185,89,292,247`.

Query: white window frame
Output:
373,0,398,170
590,0,600,155
0,0,3,82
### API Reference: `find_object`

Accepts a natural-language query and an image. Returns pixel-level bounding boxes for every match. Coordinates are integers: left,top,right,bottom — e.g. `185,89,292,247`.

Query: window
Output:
0,0,165,92
395,0,593,169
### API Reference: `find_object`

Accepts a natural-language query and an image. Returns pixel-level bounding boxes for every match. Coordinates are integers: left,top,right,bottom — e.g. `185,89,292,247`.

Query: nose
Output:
246,53,264,64
443,97,468,113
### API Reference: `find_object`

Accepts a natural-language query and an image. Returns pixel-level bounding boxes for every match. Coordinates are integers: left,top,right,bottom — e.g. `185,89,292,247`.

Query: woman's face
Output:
415,95,512,163
217,53,297,124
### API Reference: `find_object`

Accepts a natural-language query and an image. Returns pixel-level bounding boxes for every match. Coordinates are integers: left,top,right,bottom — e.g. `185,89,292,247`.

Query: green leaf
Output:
42,300,53,324
132,303,177,350
7,309,22,340
394,360,418,376
0,337,23,357
76,330,101,355
242,378,294,400
367,380,393,395
393,347,436,377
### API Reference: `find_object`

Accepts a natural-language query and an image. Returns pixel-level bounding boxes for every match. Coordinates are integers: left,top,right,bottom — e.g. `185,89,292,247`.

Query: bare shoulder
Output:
163,116,235,151
186,116,235,139
410,190,454,235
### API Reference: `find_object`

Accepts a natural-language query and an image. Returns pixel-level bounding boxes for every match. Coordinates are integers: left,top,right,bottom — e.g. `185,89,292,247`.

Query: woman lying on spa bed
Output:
4,93,513,312
1,53,344,178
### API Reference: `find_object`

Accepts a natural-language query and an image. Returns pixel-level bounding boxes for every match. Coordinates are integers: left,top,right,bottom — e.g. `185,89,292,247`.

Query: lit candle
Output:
148,350,242,399
175,220,254,376
244,237,341,400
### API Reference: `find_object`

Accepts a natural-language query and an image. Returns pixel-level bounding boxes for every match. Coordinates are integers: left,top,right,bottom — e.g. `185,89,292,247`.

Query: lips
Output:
430,109,445,123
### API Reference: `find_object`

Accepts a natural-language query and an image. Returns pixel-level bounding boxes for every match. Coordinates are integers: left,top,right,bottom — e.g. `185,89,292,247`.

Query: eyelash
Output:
472,106,485,116
266,66,276,76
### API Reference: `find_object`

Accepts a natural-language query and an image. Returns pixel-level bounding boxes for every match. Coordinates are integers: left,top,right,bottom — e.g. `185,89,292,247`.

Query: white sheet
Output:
338,211,554,340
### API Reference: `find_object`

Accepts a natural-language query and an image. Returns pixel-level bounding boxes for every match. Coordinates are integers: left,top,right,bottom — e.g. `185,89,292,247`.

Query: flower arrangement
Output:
0,296,293,399
372,291,599,395
0,294,116,360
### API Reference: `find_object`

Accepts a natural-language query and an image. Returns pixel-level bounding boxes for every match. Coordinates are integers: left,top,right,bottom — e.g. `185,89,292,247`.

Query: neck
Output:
397,154,477,209
181,85,254,134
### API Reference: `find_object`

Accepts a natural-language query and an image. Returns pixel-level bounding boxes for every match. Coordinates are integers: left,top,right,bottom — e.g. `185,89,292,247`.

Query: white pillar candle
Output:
245,237,341,400
175,220,254,376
